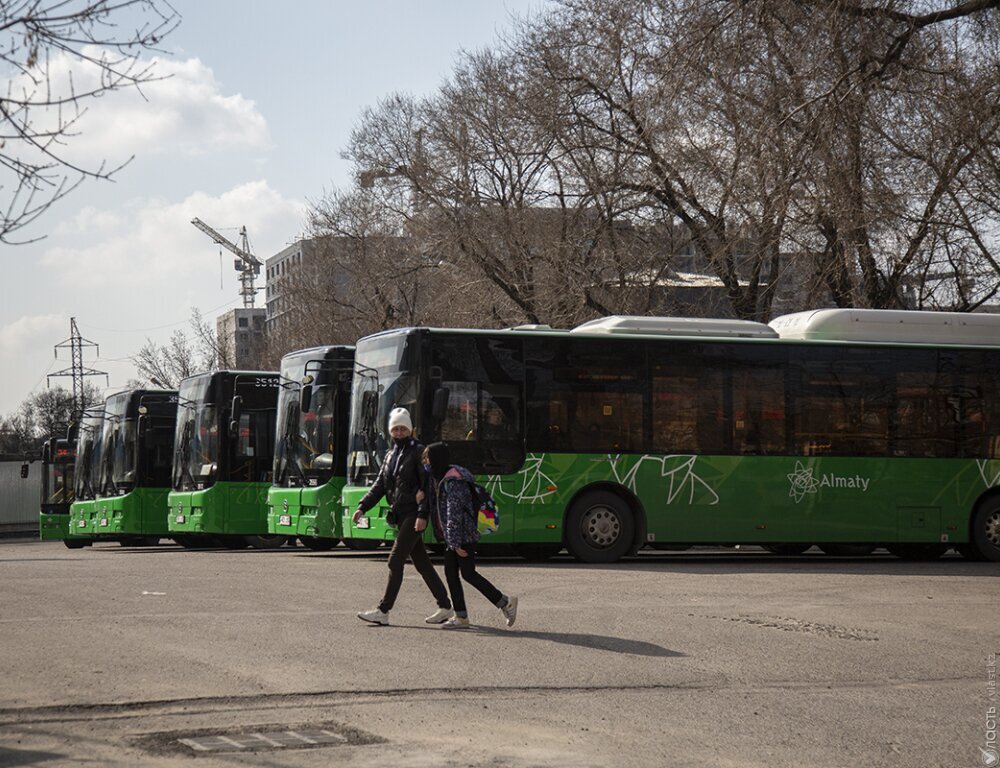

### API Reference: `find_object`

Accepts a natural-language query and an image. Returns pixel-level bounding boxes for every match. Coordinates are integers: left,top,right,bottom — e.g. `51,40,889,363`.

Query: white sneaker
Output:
441,616,470,629
357,607,389,625
425,607,454,624
501,596,518,627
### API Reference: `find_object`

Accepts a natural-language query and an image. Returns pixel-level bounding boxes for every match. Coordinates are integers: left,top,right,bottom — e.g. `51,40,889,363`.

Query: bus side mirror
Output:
300,383,313,413
432,388,450,422
20,463,28,479
229,395,243,436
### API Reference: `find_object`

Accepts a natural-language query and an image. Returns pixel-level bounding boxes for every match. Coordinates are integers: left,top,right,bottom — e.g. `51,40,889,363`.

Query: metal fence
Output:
0,460,40,533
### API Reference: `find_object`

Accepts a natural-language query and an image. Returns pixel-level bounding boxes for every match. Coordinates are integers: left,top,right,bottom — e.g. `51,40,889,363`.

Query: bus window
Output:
440,381,478,442
958,351,1000,458
732,367,786,455
792,352,890,456
528,339,646,454
650,365,724,454
893,371,958,458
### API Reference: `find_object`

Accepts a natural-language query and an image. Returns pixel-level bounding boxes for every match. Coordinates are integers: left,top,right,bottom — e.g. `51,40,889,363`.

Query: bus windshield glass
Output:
172,376,218,491
74,414,105,500
103,394,136,494
274,363,341,487
43,442,75,507
349,334,419,484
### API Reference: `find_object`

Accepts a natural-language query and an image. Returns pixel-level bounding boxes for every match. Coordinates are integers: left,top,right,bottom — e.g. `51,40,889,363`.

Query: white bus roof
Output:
571,315,778,339
769,308,1000,346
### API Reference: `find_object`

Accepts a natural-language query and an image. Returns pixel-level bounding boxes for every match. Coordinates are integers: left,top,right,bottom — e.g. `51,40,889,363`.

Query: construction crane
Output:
191,218,264,308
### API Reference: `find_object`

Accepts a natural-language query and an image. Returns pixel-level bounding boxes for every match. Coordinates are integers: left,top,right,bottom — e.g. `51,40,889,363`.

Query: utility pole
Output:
48,318,108,425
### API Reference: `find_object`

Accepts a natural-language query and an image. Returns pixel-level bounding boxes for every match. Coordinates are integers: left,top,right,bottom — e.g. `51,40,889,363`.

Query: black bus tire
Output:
819,544,876,557
514,544,562,561
763,544,812,556
887,543,947,560
565,491,634,564
63,539,88,549
244,534,287,549
299,536,340,550
970,498,1000,562
344,538,381,551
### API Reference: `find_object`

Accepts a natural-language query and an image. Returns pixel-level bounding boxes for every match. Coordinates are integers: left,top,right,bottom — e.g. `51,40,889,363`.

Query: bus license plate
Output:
175,514,186,524
279,514,291,526
99,518,108,527
355,516,370,530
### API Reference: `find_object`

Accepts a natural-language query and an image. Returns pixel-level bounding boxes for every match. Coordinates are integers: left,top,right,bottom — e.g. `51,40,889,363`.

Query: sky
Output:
0,0,544,418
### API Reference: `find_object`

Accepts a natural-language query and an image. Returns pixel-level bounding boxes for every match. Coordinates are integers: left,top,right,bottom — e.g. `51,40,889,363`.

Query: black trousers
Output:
378,514,450,613
444,542,503,614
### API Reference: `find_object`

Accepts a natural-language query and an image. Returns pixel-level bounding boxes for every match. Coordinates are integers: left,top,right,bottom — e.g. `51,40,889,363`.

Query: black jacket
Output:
357,438,426,520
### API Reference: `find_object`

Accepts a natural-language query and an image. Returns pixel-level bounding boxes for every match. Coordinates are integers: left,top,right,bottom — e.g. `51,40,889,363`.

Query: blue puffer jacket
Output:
428,465,479,551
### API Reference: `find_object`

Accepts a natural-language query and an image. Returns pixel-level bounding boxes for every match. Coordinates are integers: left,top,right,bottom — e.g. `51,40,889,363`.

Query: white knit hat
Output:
387,407,412,432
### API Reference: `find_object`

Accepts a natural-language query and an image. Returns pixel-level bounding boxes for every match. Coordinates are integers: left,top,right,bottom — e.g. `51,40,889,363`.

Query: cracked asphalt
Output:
0,538,996,767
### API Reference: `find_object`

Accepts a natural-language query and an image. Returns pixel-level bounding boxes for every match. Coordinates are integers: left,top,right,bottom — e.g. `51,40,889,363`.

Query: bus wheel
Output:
63,539,88,549
514,544,562,561
970,498,1000,562
344,538,382,551
763,544,812,555
300,536,340,551
956,544,987,561
120,536,160,547
244,535,288,549
887,544,947,560
819,544,876,557
566,491,634,563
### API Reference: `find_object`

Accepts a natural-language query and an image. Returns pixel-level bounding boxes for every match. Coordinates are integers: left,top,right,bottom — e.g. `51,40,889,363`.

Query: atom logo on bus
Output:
787,461,820,503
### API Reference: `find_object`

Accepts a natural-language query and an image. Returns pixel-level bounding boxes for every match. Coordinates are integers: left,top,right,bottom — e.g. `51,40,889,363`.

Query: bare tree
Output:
0,0,180,243
0,383,100,452
130,308,225,388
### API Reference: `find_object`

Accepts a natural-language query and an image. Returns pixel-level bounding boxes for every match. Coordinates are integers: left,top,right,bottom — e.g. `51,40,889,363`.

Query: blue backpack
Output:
468,481,499,535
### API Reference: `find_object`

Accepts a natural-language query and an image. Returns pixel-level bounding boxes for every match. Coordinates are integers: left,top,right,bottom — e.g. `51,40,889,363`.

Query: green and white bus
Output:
91,389,178,545
268,345,373,549
68,410,106,541
37,435,82,547
168,370,282,548
341,309,1000,563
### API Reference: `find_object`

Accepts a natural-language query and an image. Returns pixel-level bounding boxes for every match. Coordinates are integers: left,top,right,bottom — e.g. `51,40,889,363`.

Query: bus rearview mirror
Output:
300,383,313,413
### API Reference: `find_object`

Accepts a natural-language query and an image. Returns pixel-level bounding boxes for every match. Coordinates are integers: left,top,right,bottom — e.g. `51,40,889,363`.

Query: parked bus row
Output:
28,308,1000,562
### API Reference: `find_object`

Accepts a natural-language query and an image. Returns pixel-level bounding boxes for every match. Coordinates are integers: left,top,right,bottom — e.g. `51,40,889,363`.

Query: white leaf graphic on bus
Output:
976,460,1000,488
488,454,556,503
609,454,720,505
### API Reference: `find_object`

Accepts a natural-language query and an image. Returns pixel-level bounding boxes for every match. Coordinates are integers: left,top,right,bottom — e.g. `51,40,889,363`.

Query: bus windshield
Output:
43,442,75,508
348,334,419,484
274,368,343,487
74,414,105,500
172,377,218,491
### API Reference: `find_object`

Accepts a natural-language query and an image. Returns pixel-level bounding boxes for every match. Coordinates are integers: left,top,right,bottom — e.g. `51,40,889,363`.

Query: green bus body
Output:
168,370,279,544
38,437,79,543
92,389,178,541
68,411,105,541
267,346,354,548
341,314,1000,562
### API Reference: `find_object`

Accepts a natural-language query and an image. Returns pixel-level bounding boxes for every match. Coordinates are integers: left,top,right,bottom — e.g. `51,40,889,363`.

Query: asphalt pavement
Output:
0,539,996,767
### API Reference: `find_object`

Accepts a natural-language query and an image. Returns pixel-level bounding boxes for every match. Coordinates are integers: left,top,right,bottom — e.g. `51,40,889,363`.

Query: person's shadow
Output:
395,623,682,657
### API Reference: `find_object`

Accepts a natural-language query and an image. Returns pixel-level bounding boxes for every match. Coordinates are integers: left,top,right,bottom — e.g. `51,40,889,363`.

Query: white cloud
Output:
0,314,65,353
41,180,306,294
11,51,269,168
